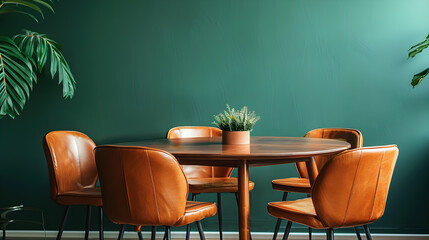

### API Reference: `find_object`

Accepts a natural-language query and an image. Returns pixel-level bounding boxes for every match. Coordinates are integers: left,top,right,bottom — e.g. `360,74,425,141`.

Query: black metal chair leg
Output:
84,205,91,240
151,226,156,240
354,227,362,240
217,193,223,240
166,226,171,240
163,226,168,240
117,225,125,240
281,192,289,200
56,205,70,240
272,218,282,240
138,231,144,240
196,221,206,240
185,224,191,240
363,225,372,240
272,192,288,240
282,221,292,240
326,228,334,240
99,207,104,240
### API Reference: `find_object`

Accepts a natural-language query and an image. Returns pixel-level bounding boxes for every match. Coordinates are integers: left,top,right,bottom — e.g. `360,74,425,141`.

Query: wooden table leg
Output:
238,160,250,240
305,156,318,186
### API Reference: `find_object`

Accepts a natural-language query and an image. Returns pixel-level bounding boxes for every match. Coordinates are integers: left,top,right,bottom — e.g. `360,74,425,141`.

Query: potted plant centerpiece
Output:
213,104,260,144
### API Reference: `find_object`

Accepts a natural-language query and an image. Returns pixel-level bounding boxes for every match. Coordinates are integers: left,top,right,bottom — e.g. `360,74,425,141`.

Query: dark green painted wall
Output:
1,0,428,234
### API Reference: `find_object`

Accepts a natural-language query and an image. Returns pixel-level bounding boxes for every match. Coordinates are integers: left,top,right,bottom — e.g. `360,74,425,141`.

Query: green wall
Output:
1,0,429,234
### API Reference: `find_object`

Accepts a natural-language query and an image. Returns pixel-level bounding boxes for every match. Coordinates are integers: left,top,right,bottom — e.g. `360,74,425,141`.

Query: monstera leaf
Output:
13,30,76,99
0,36,35,119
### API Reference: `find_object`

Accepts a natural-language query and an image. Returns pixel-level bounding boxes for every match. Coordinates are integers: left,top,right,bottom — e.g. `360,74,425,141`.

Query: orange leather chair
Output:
271,128,363,240
167,126,255,240
267,145,398,240
94,145,217,240
43,131,103,240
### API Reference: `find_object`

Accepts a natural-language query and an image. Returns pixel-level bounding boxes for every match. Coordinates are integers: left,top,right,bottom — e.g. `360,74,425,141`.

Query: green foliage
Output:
410,67,429,87
13,30,76,98
0,36,35,118
0,0,54,22
213,104,260,131
408,33,429,87
0,1,75,119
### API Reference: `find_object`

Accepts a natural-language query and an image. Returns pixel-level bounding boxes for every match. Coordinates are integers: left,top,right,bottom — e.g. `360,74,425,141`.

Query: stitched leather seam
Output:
73,136,83,191
46,137,60,198
146,150,161,224
185,204,215,213
173,203,216,225
272,206,317,217
120,154,133,220
174,215,186,225
369,149,385,221
341,150,362,225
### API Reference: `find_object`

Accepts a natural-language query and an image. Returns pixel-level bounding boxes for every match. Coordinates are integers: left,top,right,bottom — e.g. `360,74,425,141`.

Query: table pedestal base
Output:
238,160,250,240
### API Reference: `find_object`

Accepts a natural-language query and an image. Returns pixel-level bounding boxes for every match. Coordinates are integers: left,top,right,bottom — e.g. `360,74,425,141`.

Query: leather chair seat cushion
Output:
267,198,326,229
271,178,311,193
188,177,255,193
56,187,102,206
173,201,217,226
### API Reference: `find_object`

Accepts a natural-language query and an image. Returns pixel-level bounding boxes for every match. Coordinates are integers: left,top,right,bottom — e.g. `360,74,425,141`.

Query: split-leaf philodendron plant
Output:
0,0,75,119
409,33,429,87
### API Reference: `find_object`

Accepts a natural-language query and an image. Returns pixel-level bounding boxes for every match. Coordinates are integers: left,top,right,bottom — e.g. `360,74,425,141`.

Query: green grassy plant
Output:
213,104,260,131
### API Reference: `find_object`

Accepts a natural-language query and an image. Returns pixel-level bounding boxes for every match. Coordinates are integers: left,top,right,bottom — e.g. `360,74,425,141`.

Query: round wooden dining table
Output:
115,136,350,240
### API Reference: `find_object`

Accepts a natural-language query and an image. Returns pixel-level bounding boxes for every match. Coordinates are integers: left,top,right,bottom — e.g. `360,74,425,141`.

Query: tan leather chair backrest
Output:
167,126,222,139
167,126,233,178
94,145,188,226
43,131,97,202
296,128,363,178
312,145,398,228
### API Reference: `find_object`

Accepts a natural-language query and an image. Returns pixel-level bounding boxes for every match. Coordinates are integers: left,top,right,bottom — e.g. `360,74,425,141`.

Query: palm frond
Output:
0,9,39,22
13,30,75,99
0,0,53,22
0,36,35,119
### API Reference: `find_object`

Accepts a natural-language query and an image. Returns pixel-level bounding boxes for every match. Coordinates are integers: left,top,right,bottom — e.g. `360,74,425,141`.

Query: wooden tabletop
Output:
115,136,351,167
113,136,351,240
